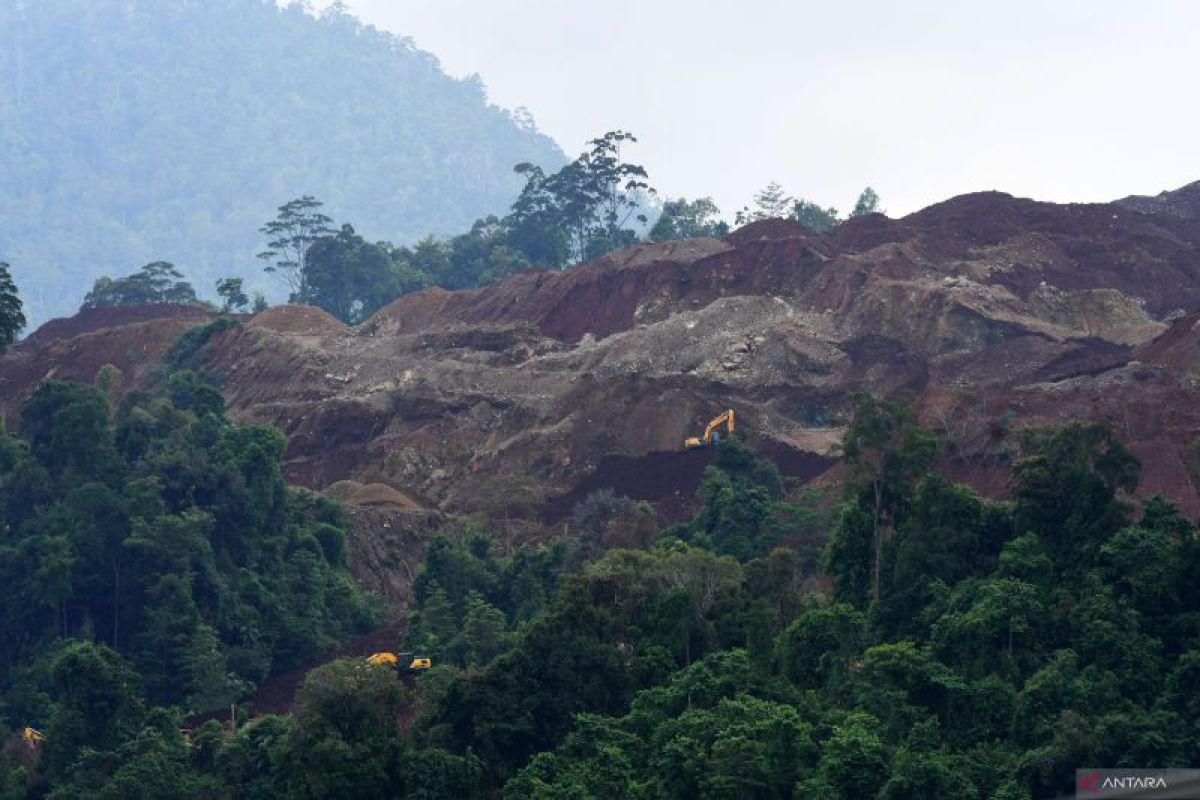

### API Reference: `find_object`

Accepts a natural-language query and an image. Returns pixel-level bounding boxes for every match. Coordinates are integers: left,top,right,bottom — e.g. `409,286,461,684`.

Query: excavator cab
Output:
684,409,735,449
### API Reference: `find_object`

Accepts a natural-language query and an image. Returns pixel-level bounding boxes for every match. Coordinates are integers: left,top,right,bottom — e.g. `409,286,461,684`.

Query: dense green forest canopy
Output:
0,318,379,796
0,0,564,328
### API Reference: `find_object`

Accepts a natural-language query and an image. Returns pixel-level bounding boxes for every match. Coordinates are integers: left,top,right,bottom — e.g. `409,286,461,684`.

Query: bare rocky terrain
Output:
5,181,1200,605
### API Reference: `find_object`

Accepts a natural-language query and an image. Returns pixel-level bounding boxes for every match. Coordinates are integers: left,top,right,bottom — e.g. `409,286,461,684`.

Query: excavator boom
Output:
684,409,735,448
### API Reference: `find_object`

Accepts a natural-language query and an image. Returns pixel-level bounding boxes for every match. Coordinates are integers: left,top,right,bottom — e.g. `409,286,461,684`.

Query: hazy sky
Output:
323,0,1198,218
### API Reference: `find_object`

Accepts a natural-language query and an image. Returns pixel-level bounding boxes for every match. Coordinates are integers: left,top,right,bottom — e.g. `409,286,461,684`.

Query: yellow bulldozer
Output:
684,409,735,449
367,652,432,672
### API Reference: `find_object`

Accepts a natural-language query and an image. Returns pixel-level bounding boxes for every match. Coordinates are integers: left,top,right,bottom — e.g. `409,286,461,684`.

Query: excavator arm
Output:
701,409,735,444
684,409,735,448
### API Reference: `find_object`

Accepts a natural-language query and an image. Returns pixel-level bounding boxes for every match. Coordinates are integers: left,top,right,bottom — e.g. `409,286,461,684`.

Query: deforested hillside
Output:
0,0,564,327
7,184,1200,522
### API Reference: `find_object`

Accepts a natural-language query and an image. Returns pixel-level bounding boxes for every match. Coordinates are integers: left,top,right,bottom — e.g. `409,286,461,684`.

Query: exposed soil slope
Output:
5,184,1200,529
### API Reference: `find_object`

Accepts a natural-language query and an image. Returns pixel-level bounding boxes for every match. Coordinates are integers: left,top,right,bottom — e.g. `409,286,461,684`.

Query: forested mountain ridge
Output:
0,0,564,327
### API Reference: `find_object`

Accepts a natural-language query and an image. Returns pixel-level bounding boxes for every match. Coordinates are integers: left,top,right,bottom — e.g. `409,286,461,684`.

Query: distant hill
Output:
0,0,565,327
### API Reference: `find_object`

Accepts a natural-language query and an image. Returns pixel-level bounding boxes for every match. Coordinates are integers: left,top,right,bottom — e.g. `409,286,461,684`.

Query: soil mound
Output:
324,480,422,510
250,304,348,336
724,218,811,244
23,304,211,347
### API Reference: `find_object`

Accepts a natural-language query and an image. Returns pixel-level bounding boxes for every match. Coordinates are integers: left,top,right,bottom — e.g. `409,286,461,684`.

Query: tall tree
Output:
737,181,795,224
216,277,249,312
582,130,654,258
0,262,24,352
851,187,883,217
300,224,417,324
649,198,729,241
837,394,940,603
257,196,335,299
43,641,146,779
82,262,197,308
1013,422,1139,567
792,199,842,232
506,163,573,267
507,131,654,265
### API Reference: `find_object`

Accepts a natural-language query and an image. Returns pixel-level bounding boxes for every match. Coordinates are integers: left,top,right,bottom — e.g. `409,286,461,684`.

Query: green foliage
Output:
9,396,1200,799
797,712,888,799
649,197,729,241
216,278,249,313
776,604,867,690
1,0,564,328
0,263,24,353
161,315,238,371
737,181,795,224
257,196,336,298
1013,422,1139,567
19,379,123,483
505,131,655,266
667,437,799,561
0,375,377,738
733,182,888,232
734,182,873,233
436,411,1198,799
276,659,404,798
82,262,198,309
405,529,562,665
792,199,842,232
851,186,884,217
563,489,656,571
41,641,145,777
297,224,424,324
831,393,941,604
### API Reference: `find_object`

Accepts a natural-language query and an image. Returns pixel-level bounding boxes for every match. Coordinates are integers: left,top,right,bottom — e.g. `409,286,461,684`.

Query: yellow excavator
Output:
367,652,432,672
23,727,44,748
685,409,735,449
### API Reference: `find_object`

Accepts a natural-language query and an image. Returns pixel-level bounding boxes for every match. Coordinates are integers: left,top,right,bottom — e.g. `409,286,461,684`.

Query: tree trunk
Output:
112,561,120,648
871,479,883,603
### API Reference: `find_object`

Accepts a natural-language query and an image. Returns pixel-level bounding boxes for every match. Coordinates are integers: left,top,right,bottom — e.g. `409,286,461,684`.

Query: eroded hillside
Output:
5,184,1200,539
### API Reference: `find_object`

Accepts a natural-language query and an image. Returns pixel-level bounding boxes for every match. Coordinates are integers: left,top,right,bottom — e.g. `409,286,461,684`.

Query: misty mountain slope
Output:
0,0,564,327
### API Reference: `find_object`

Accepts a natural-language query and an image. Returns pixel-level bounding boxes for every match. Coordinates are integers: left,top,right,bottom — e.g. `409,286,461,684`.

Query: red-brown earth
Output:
5,182,1200,605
